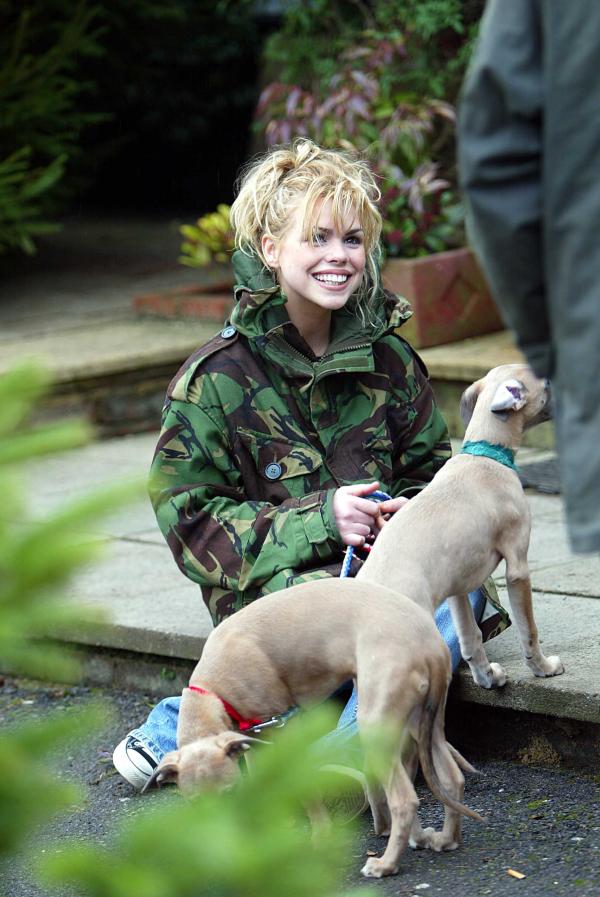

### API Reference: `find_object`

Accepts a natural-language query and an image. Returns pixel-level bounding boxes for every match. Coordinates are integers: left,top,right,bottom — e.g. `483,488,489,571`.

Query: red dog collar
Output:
187,685,264,732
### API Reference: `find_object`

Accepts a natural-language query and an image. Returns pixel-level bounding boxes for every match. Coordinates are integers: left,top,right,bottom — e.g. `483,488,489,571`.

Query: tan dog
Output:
360,363,565,689
145,579,481,878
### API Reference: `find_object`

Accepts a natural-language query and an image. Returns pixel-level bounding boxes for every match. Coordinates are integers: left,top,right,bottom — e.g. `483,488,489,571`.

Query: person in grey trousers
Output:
458,0,600,554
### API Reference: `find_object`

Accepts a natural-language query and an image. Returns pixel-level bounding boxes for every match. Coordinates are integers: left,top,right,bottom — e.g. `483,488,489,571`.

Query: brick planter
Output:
383,247,504,349
133,281,234,321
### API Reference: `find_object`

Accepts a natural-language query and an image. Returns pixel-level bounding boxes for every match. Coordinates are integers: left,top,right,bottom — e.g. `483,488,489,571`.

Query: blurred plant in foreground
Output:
0,362,372,897
0,361,135,874
40,708,373,897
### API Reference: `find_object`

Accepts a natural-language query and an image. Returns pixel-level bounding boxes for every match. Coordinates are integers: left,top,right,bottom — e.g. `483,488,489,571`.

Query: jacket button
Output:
264,462,282,480
220,325,236,339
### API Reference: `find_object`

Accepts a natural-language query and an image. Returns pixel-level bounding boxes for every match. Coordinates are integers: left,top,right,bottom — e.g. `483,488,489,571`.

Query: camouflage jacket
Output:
149,251,452,625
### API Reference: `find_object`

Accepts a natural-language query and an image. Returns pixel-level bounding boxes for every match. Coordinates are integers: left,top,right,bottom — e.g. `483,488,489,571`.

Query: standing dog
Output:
360,363,565,689
145,579,481,878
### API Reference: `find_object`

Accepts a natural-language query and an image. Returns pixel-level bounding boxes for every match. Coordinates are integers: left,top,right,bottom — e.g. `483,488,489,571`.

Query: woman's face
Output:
261,197,366,322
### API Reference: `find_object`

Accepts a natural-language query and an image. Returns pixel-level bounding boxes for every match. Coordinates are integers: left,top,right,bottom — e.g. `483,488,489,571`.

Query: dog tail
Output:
416,690,484,823
448,742,480,776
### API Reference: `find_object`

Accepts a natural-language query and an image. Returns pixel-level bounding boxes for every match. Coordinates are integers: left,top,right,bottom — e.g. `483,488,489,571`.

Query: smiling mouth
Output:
313,273,351,285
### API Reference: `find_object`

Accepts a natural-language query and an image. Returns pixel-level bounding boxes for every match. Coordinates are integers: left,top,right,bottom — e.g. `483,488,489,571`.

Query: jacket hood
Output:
230,250,412,347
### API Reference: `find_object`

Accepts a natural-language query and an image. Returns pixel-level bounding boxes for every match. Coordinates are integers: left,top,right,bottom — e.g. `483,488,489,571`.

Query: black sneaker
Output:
112,735,159,791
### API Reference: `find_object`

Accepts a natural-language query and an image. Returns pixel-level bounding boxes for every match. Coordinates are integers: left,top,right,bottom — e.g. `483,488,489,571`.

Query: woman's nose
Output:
324,239,347,262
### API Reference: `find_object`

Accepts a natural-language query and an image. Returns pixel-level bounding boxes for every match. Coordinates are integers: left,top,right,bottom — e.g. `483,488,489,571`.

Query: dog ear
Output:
142,756,180,792
459,378,484,426
218,732,268,757
490,379,527,414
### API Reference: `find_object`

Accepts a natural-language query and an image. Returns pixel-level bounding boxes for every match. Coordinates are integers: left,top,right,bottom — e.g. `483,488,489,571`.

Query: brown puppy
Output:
360,363,564,689
145,579,481,879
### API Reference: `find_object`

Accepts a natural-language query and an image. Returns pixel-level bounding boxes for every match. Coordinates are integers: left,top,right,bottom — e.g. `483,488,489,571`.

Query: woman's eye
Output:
345,235,362,246
312,232,327,246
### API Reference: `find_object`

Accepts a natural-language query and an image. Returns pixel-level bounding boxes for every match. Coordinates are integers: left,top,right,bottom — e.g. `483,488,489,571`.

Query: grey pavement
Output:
3,216,599,738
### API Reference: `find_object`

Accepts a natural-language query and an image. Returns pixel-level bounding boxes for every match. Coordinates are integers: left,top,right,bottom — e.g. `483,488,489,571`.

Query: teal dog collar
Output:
461,440,517,472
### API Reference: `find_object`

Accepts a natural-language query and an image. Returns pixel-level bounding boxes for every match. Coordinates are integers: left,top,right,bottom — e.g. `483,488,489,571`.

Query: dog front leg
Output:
447,594,507,688
505,575,564,677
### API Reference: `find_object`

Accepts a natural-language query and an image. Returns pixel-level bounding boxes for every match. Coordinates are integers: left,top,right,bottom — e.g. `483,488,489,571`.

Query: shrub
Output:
255,0,485,258
0,1,104,254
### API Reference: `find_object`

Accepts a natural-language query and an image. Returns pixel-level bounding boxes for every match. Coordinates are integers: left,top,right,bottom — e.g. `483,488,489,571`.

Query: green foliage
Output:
260,0,364,89
0,362,142,681
0,360,131,890
261,0,483,101
0,703,108,863
0,362,371,897
40,708,372,897
0,1,105,254
1,0,264,251
256,0,485,258
179,204,234,269
0,148,65,254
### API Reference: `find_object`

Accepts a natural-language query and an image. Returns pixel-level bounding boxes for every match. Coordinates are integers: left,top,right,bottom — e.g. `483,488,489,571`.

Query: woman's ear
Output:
261,233,279,268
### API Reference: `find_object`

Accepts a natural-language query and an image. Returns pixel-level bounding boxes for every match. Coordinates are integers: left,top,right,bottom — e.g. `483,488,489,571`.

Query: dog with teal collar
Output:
359,363,564,690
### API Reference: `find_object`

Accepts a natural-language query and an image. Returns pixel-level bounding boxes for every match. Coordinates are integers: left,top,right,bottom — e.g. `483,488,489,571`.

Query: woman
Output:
113,140,507,808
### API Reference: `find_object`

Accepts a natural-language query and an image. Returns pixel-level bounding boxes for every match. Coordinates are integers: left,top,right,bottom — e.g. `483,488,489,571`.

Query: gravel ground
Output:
2,676,599,897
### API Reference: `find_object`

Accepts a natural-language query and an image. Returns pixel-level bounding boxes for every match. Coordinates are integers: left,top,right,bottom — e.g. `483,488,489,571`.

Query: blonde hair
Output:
230,139,383,309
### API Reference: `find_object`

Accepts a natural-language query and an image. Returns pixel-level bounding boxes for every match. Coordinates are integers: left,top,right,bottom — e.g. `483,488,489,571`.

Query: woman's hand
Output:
373,496,410,533
332,481,385,547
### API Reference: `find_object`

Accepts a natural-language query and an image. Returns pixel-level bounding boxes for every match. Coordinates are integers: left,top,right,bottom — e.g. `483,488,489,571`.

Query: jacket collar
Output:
229,250,413,352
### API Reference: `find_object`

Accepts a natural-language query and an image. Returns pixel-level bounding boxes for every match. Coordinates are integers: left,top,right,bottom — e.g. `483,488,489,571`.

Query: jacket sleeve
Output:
388,339,452,497
458,0,552,378
149,398,342,593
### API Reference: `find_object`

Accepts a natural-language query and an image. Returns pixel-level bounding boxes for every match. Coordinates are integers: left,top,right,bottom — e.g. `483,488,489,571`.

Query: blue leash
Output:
340,490,392,578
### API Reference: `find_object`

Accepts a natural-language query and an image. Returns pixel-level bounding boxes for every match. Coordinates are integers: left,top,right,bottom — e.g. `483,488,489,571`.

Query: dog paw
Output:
361,856,399,878
409,826,435,849
529,654,565,678
472,661,507,689
410,827,459,852
428,833,459,853
489,662,508,687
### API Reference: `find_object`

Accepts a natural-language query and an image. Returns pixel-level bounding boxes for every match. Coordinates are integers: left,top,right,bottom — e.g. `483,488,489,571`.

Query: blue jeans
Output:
129,590,486,762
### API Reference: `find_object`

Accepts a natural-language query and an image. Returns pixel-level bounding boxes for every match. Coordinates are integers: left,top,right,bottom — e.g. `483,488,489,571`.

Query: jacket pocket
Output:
236,428,324,500
361,424,393,486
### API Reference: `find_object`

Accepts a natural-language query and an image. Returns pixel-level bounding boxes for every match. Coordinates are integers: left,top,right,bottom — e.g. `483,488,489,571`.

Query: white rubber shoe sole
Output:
112,735,159,791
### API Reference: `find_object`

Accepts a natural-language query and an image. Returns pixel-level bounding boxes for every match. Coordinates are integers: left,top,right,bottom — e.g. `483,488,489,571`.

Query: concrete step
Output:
4,305,554,448
0,315,222,437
